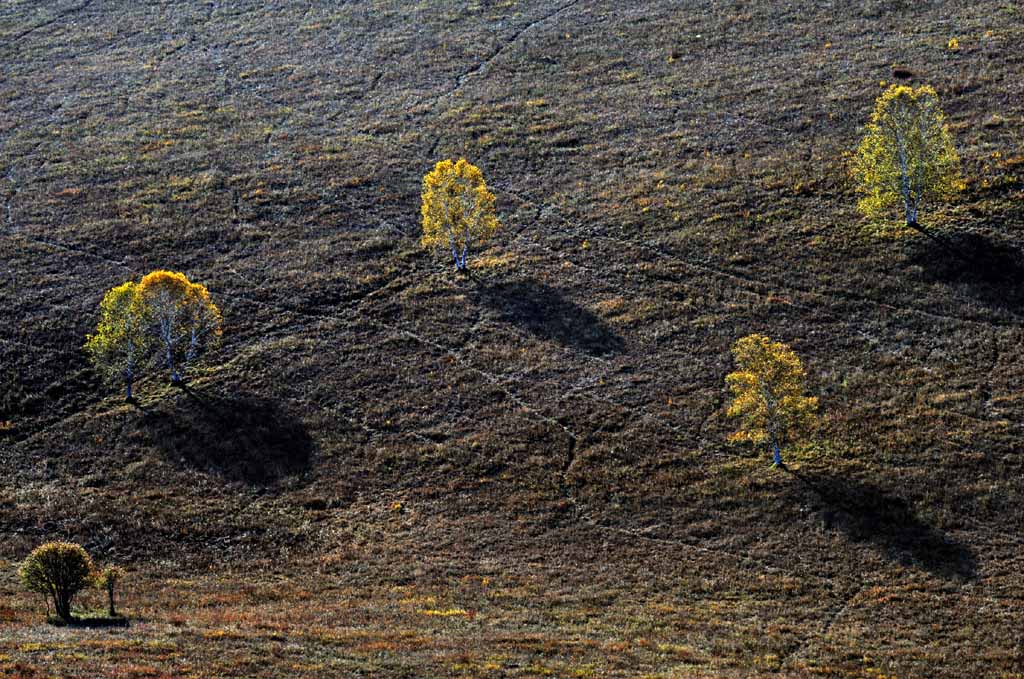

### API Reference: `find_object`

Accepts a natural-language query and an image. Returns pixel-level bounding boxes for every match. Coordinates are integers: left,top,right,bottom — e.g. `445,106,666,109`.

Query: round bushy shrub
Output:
19,542,94,622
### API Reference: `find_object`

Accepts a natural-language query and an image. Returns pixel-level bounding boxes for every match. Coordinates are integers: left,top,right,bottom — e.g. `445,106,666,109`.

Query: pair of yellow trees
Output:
86,270,222,400
420,84,963,270
737,84,963,464
420,160,818,465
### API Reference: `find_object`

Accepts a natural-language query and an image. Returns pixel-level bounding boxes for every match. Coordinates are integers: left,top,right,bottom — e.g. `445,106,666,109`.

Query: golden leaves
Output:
421,158,500,269
84,280,154,381
852,84,962,226
19,542,95,596
86,270,223,394
725,334,818,451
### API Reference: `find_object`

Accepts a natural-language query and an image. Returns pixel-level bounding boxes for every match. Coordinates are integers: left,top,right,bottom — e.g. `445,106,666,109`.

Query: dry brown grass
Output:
2,1,1023,677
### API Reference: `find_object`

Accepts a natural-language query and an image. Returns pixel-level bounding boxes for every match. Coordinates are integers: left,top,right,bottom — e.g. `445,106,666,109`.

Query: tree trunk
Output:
55,591,72,622
164,338,180,383
125,375,133,401
451,242,469,271
108,584,116,617
448,231,460,269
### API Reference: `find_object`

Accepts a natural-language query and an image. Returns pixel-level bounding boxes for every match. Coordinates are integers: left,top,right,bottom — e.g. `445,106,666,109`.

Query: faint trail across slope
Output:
4,0,95,46
2,212,812,584
494,184,1017,330
423,0,585,111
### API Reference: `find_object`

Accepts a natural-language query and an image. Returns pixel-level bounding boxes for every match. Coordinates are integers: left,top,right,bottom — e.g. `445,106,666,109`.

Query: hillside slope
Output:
2,1,1023,677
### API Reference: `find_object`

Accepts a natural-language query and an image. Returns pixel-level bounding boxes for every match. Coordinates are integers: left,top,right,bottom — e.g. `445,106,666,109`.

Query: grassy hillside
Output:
2,1,1023,677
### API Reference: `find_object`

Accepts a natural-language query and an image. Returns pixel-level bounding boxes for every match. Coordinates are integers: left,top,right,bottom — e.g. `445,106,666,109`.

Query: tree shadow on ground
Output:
907,231,1024,312
141,388,314,485
474,278,625,356
50,615,129,628
786,469,977,580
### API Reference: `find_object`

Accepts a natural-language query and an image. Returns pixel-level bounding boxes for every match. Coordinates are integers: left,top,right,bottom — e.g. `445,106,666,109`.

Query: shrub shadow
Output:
474,279,625,356
787,470,977,580
907,231,1024,312
51,615,129,628
142,388,314,485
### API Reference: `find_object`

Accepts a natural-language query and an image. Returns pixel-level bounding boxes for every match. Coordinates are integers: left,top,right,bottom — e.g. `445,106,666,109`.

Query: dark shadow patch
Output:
142,388,314,485
891,65,916,80
50,615,130,628
474,278,625,356
907,231,1024,312
787,470,977,580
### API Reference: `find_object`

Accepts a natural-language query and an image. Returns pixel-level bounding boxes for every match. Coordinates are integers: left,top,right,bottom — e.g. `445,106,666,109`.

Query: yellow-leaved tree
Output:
138,270,222,384
85,281,153,401
95,565,126,617
852,84,963,239
421,158,500,271
726,334,818,467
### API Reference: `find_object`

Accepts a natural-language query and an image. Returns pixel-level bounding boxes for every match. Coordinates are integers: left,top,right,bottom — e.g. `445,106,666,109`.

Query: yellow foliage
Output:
421,158,500,270
87,271,222,396
95,565,127,616
84,281,153,400
95,564,126,589
137,270,223,383
852,84,962,229
726,334,817,465
419,607,469,617
469,251,517,270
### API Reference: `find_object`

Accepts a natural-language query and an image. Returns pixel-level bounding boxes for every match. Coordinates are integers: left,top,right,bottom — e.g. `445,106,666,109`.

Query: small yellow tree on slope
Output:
85,281,153,401
853,84,963,238
96,565,126,617
19,542,94,622
726,334,818,467
421,158,500,271
138,270,222,384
